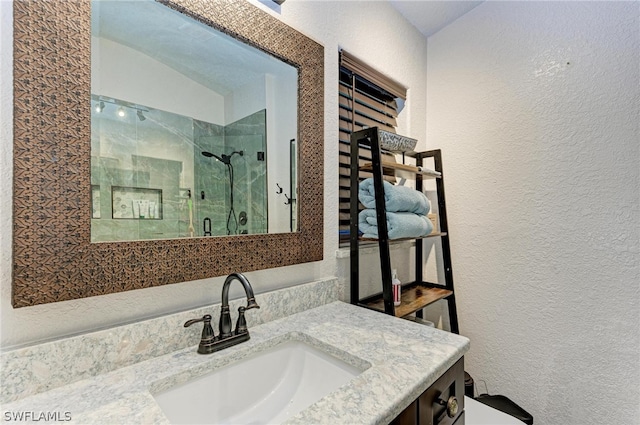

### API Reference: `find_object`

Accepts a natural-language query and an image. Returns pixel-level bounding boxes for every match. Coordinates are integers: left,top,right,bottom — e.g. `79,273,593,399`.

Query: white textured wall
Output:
426,2,640,424
264,73,298,233
0,0,429,348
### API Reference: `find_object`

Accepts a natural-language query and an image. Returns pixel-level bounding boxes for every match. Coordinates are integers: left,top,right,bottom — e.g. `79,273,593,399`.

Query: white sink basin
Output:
153,340,363,424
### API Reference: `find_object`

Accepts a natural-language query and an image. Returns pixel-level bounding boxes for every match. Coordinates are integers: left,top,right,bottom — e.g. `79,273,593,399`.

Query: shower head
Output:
137,110,146,121
202,150,243,165
202,151,225,163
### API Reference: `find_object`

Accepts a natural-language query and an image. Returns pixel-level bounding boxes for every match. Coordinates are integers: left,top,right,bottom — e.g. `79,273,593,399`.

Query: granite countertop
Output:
1,301,469,424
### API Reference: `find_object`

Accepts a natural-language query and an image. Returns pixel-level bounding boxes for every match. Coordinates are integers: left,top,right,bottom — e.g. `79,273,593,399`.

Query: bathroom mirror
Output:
12,0,324,307
91,0,298,240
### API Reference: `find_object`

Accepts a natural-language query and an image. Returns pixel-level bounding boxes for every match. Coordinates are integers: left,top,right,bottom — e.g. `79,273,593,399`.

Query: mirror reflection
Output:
90,0,298,242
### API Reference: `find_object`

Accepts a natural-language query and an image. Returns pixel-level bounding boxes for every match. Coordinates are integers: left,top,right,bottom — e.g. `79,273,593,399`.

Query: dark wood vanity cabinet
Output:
391,357,465,425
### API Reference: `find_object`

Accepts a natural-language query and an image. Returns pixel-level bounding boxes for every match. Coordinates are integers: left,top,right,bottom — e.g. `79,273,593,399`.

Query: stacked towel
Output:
358,178,430,215
358,178,433,239
359,209,433,239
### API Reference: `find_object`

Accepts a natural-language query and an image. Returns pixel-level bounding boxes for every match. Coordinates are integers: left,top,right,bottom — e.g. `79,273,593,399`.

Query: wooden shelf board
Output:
360,161,441,180
360,283,453,318
359,232,447,242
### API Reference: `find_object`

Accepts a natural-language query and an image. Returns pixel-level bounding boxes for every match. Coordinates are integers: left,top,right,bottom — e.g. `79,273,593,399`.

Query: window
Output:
338,51,407,244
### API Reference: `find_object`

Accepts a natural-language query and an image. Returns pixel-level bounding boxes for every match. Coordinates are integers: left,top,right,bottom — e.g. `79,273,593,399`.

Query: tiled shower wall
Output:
193,109,267,236
91,101,194,241
91,98,267,241
224,109,268,235
193,119,227,237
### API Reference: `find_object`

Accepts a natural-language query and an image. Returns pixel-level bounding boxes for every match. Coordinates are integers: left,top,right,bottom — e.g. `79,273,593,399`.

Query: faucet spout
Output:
221,273,259,309
219,273,260,338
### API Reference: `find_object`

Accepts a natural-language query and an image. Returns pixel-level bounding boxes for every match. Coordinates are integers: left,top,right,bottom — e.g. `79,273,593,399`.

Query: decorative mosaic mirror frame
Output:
12,0,324,307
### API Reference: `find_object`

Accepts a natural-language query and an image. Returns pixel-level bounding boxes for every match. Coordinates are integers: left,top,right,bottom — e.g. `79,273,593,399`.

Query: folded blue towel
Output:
358,209,433,239
359,178,430,215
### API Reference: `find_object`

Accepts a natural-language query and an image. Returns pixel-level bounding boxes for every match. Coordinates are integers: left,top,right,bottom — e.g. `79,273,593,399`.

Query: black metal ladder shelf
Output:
349,127,459,333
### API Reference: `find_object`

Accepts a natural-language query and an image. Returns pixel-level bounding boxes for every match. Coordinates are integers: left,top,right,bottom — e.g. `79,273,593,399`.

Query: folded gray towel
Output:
359,178,430,215
359,209,433,239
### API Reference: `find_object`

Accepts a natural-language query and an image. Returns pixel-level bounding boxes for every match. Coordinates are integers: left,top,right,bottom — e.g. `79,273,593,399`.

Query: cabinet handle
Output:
436,396,459,418
446,396,459,418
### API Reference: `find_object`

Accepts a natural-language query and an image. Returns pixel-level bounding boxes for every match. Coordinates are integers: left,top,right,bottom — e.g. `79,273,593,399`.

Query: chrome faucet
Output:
184,273,260,354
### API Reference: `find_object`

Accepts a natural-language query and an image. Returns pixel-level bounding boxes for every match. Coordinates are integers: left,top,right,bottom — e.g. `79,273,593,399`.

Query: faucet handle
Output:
184,314,216,354
184,314,213,329
235,307,248,334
